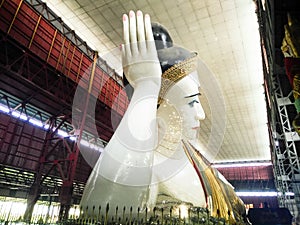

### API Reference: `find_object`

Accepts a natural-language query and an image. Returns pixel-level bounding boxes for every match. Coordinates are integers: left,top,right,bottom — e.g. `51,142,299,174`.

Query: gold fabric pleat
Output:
182,141,246,224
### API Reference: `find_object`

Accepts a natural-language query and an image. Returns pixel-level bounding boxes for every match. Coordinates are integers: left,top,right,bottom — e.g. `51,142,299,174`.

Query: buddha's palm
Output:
122,11,161,88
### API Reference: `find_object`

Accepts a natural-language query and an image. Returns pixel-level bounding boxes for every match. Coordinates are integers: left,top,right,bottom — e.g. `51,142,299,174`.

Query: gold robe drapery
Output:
182,140,246,224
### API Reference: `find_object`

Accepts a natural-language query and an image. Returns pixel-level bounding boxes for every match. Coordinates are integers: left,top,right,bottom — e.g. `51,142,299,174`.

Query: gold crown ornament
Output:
158,53,198,105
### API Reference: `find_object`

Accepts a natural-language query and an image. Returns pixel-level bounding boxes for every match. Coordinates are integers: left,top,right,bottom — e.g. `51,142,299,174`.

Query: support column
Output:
57,51,98,221
58,182,73,222
23,180,41,222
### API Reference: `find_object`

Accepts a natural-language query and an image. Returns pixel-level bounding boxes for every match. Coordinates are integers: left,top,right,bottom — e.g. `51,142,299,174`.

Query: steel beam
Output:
7,0,23,34
24,114,76,222
0,0,128,221
257,0,300,216
58,52,99,221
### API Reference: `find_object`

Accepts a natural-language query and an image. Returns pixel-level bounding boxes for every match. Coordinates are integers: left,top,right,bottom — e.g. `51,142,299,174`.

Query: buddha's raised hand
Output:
122,10,161,88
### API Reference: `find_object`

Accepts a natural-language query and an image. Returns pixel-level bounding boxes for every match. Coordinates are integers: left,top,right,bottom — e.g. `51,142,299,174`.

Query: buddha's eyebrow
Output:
184,93,201,98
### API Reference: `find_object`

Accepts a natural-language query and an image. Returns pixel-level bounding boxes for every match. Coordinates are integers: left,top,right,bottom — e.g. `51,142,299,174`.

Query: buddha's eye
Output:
188,100,199,107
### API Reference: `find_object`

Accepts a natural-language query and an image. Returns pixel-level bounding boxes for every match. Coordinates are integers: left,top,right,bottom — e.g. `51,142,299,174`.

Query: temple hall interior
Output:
0,0,299,224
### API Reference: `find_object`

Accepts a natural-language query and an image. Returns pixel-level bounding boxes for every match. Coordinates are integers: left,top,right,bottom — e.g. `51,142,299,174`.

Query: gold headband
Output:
158,54,198,105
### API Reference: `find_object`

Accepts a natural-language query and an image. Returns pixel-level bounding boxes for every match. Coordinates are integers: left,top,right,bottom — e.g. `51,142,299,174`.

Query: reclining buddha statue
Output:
80,10,247,224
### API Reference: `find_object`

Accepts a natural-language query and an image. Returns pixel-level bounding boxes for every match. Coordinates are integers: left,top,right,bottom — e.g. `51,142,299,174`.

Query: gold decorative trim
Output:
158,54,198,105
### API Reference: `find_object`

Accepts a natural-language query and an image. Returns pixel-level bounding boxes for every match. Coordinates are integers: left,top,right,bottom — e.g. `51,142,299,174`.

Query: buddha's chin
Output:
182,130,198,140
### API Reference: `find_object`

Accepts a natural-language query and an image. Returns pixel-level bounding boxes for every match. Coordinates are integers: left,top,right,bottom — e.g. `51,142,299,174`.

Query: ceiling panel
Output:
44,0,270,163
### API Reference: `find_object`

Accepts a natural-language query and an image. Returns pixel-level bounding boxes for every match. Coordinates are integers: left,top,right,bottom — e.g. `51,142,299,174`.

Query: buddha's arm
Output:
80,10,161,211
100,79,160,184
100,9,161,184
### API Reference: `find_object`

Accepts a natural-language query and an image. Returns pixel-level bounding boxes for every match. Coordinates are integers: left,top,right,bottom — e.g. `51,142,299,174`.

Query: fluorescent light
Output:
236,191,277,197
0,104,9,113
213,161,272,168
80,139,103,152
11,111,28,120
236,191,295,197
29,118,43,127
1,104,103,151
70,136,77,141
278,192,295,196
57,129,68,137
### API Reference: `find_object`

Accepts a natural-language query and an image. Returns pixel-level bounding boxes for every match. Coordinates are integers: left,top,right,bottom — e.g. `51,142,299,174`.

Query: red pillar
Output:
57,52,98,221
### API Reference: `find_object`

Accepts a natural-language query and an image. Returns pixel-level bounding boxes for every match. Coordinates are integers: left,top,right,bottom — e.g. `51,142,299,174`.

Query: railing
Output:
69,205,229,225
0,204,233,225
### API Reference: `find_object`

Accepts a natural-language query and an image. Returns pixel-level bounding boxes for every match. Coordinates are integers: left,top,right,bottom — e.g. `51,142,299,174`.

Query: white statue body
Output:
154,74,206,207
81,10,207,215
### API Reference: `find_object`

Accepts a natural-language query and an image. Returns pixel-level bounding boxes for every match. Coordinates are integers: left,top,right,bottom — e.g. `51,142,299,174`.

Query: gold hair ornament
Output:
158,54,198,105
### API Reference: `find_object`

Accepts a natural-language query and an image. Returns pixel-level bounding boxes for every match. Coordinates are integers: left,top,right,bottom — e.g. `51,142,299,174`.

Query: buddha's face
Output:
159,72,205,140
